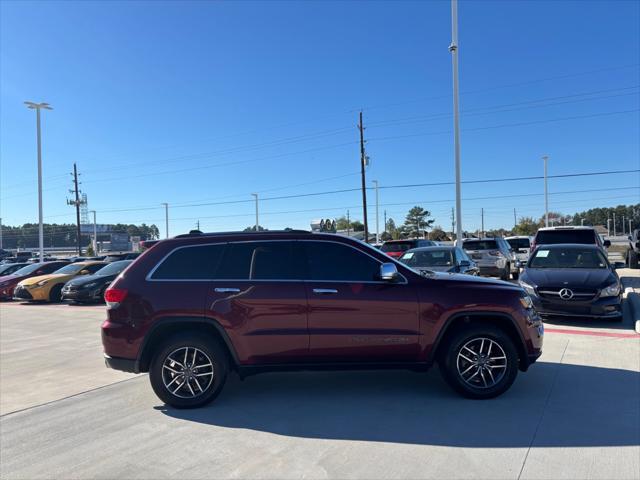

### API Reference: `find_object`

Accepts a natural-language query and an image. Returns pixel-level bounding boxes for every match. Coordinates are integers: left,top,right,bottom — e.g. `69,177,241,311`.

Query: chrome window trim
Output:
145,239,408,284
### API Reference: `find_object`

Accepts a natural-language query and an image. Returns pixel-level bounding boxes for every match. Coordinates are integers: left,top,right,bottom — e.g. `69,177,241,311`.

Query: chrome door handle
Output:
313,288,338,295
215,287,240,293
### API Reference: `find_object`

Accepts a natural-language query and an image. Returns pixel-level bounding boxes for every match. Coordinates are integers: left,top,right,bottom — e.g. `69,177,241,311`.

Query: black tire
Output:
149,333,229,409
49,284,63,303
439,324,519,399
511,269,520,281
628,249,639,269
500,264,510,281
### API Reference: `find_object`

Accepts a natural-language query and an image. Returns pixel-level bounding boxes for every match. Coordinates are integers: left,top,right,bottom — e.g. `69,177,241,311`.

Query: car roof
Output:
406,246,455,252
533,243,601,249
505,236,531,240
537,226,595,231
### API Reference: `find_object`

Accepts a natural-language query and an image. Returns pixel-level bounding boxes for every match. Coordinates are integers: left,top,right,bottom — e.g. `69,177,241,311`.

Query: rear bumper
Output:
478,266,505,277
104,354,139,373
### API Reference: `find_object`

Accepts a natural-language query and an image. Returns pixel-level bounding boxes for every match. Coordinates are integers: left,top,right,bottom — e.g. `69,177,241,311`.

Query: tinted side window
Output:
85,264,106,274
151,244,225,279
304,241,380,281
215,241,302,280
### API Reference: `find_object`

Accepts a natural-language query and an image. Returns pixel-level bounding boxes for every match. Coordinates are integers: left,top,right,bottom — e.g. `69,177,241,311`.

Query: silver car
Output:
506,236,533,268
461,237,518,280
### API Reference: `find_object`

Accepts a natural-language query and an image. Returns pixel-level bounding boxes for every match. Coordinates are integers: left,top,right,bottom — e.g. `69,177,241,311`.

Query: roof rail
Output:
173,229,311,238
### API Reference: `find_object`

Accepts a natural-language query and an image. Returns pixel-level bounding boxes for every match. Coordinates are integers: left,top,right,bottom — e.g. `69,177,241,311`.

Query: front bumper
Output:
531,294,622,319
62,286,102,302
13,285,33,300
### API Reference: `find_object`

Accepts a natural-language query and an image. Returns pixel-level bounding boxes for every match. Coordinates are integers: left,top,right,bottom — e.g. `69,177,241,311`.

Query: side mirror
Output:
380,263,400,282
80,269,90,275
603,240,611,248
459,260,471,267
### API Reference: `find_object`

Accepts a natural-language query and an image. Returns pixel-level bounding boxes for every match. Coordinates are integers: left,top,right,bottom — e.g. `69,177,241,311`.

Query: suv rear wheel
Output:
149,333,229,408
439,325,519,399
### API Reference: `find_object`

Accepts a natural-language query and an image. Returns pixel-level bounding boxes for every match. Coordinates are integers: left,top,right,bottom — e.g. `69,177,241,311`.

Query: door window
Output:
215,241,302,280
151,244,225,279
303,241,381,282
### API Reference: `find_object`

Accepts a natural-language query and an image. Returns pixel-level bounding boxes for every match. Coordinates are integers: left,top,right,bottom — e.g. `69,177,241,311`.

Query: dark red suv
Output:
102,230,543,408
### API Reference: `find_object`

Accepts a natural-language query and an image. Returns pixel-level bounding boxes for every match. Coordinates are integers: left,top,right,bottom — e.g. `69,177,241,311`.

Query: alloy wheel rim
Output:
162,347,215,399
456,337,507,389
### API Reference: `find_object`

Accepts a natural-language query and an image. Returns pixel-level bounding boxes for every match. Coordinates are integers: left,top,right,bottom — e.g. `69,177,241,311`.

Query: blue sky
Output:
1,0,639,236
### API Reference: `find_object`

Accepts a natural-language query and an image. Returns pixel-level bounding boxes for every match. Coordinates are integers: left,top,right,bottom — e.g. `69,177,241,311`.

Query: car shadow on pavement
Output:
158,362,640,448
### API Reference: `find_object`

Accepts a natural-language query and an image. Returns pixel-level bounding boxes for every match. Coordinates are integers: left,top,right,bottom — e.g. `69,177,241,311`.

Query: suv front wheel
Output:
149,333,229,408
439,325,519,399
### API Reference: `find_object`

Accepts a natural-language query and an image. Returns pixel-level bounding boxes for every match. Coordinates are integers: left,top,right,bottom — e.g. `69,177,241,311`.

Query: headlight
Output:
36,280,49,287
519,294,534,310
600,282,621,297
519,280,536,296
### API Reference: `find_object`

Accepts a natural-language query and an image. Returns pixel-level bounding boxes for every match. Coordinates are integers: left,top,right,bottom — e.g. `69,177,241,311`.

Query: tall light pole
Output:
24,101,52,262
89,210,97,254
449,0,463,244
161,203,169,238
543,155,549,227
372,180,380,244
251,193,259,231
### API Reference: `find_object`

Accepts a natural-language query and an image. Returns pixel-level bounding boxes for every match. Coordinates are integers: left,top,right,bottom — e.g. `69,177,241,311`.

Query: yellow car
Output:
13,261,106,302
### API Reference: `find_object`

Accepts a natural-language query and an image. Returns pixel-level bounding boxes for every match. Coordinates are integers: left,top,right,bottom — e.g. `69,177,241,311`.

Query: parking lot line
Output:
544,327,640,338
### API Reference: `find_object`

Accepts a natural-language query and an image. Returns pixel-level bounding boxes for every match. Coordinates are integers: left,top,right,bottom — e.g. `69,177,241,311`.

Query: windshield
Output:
381,241,414,253
400,250,453,268
0,263,26,275
462,240,497,251
529,247,608,269
11,263,47,276
53,263,87,275
94,260,132,276
507,238,530,249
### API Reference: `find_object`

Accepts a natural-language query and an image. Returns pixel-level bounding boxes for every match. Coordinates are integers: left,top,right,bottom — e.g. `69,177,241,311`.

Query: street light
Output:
24,101,52,263
251,194,259,231
89,210,97,254
161,203,169,238
449,0,463,245
372,180,380,244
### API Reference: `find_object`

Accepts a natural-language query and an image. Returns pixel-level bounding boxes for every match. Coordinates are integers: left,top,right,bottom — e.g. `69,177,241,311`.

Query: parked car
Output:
102,230,543,408
519,244,622,321
0,261,70,300
380,239,437,259
14,261,106,302
625,229,639,269
398,246,478,275
0,262,28,276
461,238,518,280
506,236,533,268
531,226,610,252
62,260,133,303
103,252,140,262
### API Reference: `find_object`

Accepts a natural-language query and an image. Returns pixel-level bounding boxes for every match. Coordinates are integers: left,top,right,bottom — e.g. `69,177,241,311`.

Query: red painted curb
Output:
545,327,640,338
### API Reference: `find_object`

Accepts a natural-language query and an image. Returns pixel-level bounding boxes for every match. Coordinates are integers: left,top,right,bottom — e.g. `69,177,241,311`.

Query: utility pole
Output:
622,216,625,235
481,208,484,238
161,203,169,238
613,212,617,237
384,210,387,235
358,111,369,242
25,101,52,262
451,207,455,240
196,220,200,231
629,218,633,235
449,0,463,245
251,193,259,231
0,217,2,250
372,180,380,244
581,218,585,226
513,208,517,229
90,210,97,254
347,210,351,236
607,218,611,237
543,155,549,227
66,163,83,255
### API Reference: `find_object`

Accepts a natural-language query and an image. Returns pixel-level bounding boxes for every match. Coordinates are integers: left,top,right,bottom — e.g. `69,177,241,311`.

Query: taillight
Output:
105,287,128,308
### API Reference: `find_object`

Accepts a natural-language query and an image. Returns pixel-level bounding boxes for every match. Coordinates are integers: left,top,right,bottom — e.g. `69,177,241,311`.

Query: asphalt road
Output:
1,275,639,480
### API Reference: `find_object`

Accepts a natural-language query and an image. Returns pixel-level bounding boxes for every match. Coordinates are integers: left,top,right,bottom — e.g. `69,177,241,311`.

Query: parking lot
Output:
0,269,638,480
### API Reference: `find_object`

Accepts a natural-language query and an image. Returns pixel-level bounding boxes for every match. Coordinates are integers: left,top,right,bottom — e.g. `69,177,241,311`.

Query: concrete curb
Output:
622,286,640,333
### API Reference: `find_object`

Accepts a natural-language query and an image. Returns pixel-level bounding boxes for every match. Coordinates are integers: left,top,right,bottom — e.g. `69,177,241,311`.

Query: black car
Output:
398,246,479,275
519,244,622,321
61,260,133,303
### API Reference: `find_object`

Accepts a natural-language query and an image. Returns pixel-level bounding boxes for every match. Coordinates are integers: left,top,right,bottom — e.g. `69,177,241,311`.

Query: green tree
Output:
85,243,95,257
350,220,364,232
429,225,449,241
403,206,434,238
244,225,267,232
513,216,540,236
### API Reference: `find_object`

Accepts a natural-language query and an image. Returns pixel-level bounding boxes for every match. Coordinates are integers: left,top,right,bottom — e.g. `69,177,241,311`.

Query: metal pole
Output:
36,108,45,262
358,112,369,242
372,180,379,244
161,203,169,238
581,218,585,226
513,208,517,229
347,210,350,236
481,208,484,237
613,212,616,237
450,0,463,245
543,155,549,227
252,194,259,231
91,210,97,254
622,216,625,235
629,218,633,236
607,218,611,237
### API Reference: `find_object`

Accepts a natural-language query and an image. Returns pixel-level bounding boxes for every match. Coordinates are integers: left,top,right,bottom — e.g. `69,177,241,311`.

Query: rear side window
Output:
380,241,415,253
151,244,225,279
462,240,498,250
304,241,380,281
216,241,302,280
535,230,596,245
